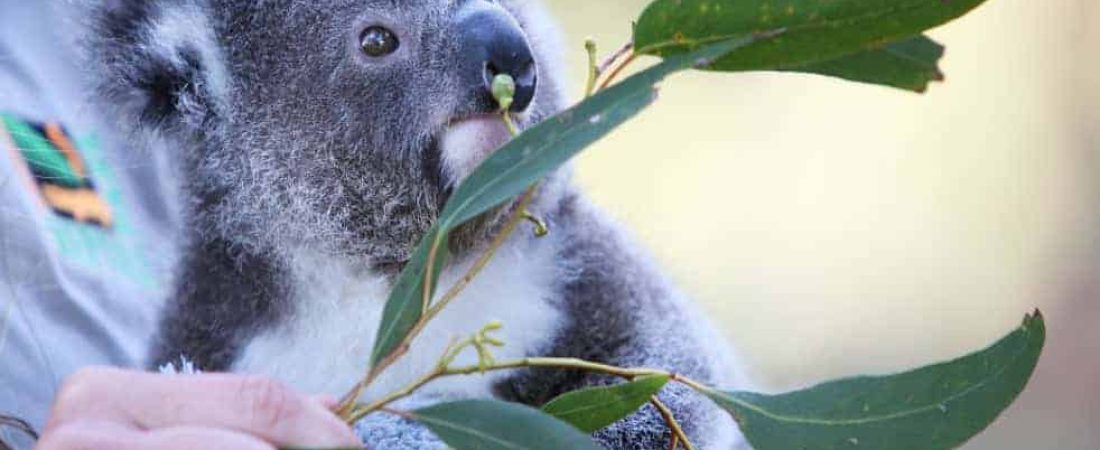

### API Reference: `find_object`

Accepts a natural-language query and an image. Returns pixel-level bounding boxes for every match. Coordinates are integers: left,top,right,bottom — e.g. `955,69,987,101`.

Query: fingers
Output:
36,420,275,450
46,367,360,449
311,394,343,411
139,426,278,450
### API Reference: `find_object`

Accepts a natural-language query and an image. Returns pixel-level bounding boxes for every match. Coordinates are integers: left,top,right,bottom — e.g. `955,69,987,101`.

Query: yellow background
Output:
544,0,1099,448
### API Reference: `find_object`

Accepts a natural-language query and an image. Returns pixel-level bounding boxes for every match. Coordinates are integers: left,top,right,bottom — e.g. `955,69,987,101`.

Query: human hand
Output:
35,367,360,450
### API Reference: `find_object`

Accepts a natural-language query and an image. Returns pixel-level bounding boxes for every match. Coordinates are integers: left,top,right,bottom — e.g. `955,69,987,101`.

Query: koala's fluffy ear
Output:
88,0,227,133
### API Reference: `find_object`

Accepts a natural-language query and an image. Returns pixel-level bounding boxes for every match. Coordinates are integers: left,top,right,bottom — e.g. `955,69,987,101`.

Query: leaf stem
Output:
651,396,696,450
347,366,445,422
584,38,599,97
597,51,638,91
345,355,715,423
597,41,634,77
420,232,445,313
521,211,549,237
501,107,520,135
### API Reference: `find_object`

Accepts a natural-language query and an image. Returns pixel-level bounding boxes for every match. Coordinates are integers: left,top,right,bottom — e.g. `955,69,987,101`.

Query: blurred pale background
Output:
544,0,1099,448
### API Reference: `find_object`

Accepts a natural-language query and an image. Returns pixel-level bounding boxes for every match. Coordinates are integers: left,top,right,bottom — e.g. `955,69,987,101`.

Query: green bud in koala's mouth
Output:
491,73,516,111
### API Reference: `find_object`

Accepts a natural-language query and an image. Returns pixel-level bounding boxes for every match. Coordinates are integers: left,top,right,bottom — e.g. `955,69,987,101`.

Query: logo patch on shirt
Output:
0,112,162,291
0,113,113,228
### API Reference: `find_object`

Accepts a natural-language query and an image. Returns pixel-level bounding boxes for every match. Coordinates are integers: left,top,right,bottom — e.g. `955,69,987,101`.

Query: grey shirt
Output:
0,1,180,446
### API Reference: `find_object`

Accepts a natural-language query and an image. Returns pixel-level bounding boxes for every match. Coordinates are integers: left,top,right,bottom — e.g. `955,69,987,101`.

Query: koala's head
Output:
90,0,569,265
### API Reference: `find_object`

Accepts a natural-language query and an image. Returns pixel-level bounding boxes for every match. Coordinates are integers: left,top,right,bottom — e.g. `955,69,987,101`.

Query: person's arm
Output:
34,367,360,450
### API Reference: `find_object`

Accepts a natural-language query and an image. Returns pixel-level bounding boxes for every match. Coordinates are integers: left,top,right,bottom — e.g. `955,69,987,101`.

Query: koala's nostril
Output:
458,0,539,113
484,63,501,84
510,67,538,113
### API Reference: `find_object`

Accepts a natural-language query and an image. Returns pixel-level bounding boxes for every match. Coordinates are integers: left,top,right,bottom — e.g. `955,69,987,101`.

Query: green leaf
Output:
703,311,1045,450
369,226,450,366
782,35,945,92
437,37,756,229
367,37,758,369
409,399,603,450
633,0,988,77
541,375,670,433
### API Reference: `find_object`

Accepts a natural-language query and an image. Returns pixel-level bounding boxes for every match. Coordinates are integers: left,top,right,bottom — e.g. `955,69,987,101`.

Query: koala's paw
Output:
352,397,447,450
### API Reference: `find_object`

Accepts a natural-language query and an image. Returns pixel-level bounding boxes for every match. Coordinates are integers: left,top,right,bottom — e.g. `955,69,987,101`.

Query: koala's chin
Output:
439,115,516,188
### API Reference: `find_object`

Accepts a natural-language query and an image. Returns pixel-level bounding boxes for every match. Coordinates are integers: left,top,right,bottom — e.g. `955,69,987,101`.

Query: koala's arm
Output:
494,194,748,450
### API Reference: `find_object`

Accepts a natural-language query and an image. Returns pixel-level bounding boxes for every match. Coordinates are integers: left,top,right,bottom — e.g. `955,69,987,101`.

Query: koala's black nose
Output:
456,1,538,113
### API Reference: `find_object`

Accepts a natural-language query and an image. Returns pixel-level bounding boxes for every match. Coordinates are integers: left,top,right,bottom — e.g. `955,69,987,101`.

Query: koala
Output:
83,0,751,448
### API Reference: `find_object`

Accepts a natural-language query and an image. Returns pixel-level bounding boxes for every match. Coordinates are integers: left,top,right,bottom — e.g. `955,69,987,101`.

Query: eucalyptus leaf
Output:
369,226,450,366
368,37,758,369
633,0,987,78
783,35,945,92
409,399,603,450
541,375,670,433
437,37,757,229
703,311,1045,450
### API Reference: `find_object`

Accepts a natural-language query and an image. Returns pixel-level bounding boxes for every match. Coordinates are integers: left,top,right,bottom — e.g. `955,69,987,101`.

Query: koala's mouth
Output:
436,114,516,188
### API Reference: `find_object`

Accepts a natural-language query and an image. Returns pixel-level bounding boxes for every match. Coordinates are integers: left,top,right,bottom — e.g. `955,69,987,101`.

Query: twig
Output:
348,367,446,422
346,355,714,422
597,51,638,91
651,396,695,450
338,186,538,418
417,187,538,340
597,41,634,76
379,406,411,419
668,434,681,450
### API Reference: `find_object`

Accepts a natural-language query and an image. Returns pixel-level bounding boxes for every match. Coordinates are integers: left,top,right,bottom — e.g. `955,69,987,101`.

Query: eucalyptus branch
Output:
339,48,704,443
346,346,715,424
338,184,540,418
338,0,1035,447
339,75,540,417
347,323,502,421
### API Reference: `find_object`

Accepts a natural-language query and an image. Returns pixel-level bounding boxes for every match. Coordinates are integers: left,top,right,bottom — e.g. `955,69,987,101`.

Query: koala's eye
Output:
360,26,399,57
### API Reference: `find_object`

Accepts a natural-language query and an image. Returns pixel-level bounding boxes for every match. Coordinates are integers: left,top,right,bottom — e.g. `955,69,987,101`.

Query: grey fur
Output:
82,0,749,448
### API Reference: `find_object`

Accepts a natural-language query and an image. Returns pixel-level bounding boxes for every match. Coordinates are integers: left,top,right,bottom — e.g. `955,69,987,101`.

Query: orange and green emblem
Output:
0,113,113,228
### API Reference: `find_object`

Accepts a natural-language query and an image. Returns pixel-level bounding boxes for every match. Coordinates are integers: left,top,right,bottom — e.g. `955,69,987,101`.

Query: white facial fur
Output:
439,117,515,187
233,229,563,402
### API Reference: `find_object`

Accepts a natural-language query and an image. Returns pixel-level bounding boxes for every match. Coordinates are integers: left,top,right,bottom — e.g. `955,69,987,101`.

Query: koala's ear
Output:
88,0,227,132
